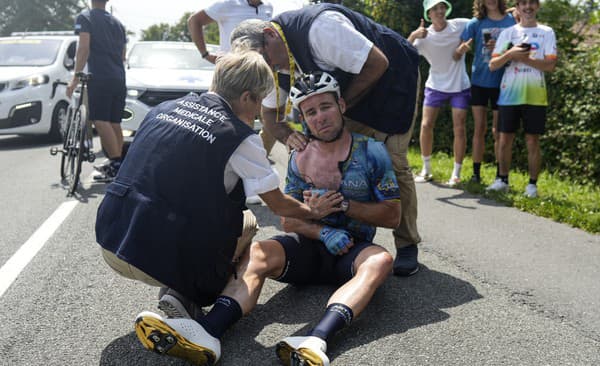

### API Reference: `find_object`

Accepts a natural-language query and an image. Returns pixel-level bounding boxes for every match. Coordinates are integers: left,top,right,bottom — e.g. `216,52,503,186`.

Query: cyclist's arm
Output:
67,32,90,98
188,10,217,64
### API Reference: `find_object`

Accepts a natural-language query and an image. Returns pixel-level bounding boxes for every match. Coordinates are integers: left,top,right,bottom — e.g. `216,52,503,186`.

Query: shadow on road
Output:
429,181,507,210
99,266,481,365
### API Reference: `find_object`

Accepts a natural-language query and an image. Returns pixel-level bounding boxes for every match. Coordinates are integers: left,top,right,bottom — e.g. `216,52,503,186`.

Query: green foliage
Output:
544,50,600,184
140,12,220,45
0,0,84,36
140,12,193,41
204,23,220,45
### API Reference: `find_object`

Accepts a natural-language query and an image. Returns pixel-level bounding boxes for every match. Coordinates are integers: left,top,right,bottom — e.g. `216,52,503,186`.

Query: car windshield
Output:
0,39,61,66
127,43,214,70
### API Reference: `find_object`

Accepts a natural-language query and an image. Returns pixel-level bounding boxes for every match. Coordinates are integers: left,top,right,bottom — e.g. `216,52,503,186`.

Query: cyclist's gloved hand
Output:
319,226,353,256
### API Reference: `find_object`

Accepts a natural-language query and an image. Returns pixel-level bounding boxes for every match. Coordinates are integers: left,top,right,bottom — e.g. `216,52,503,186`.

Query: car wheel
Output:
49,102,69,142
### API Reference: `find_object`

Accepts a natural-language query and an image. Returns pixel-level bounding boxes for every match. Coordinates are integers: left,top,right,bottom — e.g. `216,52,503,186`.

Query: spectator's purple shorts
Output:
424,87,471,110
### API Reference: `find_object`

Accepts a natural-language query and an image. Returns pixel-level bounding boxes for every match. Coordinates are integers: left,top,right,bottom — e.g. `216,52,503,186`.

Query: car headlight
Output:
11,74,50,90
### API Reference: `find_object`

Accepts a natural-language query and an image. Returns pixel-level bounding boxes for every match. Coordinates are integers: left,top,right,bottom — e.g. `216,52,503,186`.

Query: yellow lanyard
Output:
271,22,295,123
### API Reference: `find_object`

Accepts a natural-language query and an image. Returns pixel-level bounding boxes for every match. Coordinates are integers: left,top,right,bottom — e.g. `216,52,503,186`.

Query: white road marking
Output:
0,200,78,298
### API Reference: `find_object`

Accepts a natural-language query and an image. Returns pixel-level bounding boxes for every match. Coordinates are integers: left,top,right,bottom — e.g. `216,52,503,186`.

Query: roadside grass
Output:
408,147,600,234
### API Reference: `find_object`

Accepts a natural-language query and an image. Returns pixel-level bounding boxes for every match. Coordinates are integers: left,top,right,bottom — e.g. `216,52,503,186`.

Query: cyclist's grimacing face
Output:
300,92,345,142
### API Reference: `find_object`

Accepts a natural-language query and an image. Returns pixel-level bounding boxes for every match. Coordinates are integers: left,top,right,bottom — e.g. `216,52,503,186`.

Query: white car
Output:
121,41,217,142
0,32,77,140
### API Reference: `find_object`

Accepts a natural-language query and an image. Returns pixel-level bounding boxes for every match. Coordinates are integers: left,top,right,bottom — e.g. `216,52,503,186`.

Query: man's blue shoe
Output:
393,244,419,276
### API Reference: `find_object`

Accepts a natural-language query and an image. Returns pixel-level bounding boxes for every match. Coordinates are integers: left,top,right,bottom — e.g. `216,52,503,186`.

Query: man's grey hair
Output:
230,19,272,52
210,51,274,103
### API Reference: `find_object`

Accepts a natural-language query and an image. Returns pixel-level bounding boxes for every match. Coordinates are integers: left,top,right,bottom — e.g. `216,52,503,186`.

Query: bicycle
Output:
50,72,95,196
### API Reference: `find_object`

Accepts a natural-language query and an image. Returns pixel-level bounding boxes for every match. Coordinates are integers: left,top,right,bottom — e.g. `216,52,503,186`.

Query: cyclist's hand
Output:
66,79,77,99
319,226,354,256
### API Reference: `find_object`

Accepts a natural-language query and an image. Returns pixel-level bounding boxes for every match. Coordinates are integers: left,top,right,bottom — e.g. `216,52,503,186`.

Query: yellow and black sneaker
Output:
276,336,330,366
135,311,220,366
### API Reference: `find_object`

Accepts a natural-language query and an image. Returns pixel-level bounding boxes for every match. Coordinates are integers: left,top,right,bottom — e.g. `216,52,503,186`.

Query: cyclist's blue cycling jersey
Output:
285,133,400,242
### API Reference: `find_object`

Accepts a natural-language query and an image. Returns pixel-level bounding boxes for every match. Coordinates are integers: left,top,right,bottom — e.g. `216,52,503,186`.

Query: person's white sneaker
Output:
245,195,262,205
524,184,538,198
486,178,509,193
414,170,433,183
446,176,461,187
276,336,330,366
135,311,220,365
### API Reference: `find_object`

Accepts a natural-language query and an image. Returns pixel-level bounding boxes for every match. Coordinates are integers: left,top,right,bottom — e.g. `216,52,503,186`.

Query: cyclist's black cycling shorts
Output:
271,234,377,286
88,78,126,123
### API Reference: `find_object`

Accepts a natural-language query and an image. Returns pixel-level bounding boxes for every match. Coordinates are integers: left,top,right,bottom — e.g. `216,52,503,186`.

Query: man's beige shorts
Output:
101,209,259,286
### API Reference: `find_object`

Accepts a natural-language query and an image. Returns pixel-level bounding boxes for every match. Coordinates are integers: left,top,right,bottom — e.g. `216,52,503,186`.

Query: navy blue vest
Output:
274,4,419,134
95,93,253,306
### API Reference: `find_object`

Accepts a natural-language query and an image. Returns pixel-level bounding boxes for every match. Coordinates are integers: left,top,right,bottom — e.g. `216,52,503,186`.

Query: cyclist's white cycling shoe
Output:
135,311,220,366
276,336,330,366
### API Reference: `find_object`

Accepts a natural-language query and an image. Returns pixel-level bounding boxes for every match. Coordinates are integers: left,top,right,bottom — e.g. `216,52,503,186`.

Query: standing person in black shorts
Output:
486,0,557,197
67,0,126,181
456,0,515,183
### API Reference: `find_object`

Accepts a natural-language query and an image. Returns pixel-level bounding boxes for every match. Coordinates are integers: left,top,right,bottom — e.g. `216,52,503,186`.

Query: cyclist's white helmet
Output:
290,71,341,110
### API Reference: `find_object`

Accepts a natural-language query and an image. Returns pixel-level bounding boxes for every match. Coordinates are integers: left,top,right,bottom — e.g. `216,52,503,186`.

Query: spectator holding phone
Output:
485,0,557,197
455,0,515,183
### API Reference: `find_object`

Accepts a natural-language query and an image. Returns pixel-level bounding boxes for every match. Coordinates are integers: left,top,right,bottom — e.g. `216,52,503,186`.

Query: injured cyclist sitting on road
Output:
130,71,401,366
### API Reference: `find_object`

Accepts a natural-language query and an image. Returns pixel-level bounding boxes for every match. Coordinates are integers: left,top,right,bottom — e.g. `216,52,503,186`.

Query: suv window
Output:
0,39,62,66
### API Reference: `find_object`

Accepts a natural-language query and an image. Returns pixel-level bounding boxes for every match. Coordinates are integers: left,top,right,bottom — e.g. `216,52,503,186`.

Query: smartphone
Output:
483,32,492,43
519,43,532,51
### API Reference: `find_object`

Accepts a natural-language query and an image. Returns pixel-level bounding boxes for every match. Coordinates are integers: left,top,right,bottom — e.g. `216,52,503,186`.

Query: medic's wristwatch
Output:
341,199,350,213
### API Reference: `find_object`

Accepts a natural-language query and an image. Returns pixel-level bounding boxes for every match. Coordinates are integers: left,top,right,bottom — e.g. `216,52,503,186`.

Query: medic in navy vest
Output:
273,3,420,134
95,92,254,306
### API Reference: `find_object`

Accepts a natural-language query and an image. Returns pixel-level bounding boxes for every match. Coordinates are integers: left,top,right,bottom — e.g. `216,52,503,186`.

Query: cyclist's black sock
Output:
307,303,353,342
473,162,481,177
499,175,509,184
529,178,537,185
196,296,242,339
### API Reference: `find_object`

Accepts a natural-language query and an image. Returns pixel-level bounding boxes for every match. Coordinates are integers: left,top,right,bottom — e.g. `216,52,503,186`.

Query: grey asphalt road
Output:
0,136,598,365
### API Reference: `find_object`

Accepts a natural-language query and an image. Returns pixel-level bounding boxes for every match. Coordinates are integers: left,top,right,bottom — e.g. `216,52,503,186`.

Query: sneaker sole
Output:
276,341,325,366
135,313,216,366
158,294,192,319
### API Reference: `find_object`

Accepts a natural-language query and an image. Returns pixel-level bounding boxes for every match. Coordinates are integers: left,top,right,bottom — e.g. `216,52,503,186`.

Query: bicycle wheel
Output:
61,105,86,195
69,105,88,195
60,107,75,179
